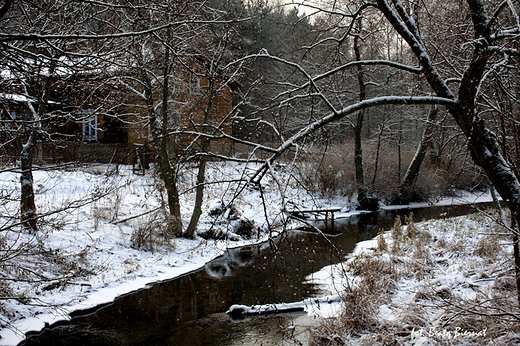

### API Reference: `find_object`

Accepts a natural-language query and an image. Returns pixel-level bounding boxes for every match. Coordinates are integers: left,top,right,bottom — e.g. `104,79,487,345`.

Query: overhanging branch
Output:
248,95,458,185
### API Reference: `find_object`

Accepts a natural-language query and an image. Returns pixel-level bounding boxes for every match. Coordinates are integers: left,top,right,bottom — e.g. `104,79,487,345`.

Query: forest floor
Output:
0,163,514,345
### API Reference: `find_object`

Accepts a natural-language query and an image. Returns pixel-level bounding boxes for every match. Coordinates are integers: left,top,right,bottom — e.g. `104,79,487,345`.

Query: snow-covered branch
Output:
248,95,457,185
0,19,244,42
275,60,423,100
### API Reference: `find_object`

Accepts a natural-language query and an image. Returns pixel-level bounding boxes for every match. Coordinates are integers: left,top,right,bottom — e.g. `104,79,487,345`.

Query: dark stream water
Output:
20,202,492,346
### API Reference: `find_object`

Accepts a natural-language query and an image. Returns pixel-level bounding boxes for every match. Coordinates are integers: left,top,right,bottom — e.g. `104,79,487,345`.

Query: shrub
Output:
291,141,487,203
131,209,176,251
292,143,356,198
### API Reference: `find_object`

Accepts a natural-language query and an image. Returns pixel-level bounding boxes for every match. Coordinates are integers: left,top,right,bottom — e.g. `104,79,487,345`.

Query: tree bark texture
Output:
19,56,55,232
186,76,218,238
185,150,208,239
159,48,183,237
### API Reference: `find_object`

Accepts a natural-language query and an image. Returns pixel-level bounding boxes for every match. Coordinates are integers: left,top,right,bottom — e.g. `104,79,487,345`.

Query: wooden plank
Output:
283,207,341,214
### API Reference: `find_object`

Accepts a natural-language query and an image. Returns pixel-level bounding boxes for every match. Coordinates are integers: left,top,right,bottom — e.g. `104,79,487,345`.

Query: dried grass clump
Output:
313,212,520,346
391,214,430,255
131,210,177,251
358,333,401,346
92,190,124,231
312,250,402,345
397,302,430,331
405,213,416,241
411,230,433,269
391,216,404,253
309,320,350,346
473,235,501,259
339,289,380,333
44,246,94,278
311,251,398,345
376,230,388,252
430,292,520,345
310,289,381,346
357,255,398,295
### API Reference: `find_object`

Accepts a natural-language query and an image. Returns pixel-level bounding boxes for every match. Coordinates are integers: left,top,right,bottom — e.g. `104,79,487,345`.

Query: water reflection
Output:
21,202,492,346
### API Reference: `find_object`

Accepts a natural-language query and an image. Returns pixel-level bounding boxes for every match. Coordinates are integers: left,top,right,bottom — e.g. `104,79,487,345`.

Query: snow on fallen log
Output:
226,295,340,319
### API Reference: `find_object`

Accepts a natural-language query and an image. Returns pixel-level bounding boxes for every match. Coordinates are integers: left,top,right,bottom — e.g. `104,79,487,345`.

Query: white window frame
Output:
82,110,97,141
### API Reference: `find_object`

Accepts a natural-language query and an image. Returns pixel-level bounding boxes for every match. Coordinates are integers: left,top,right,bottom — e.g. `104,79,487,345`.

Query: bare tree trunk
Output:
20,131,37,231
353,34,365,195
397,117,402,183
376,0,520,305
514,228,520,305
353,24,378,211
157,156,182,235
185,75,217,238
354,112,367,204
19,56,55,232
155,132,182,237
185,147,208,238
159,48,182,236
371,121,385,185
137,39,183,237
397,105,439,202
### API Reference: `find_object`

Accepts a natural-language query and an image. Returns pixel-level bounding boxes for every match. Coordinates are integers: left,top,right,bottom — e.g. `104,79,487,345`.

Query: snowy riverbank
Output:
0,163,499,345
308,210,520,345
0,162,345,345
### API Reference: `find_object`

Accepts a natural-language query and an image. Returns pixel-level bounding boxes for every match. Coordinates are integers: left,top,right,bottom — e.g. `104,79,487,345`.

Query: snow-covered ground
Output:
308,209,519,345
0,162,345,345
0,162,501,345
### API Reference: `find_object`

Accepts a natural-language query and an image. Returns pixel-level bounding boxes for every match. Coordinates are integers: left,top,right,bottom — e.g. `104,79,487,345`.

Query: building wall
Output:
124,76,235,157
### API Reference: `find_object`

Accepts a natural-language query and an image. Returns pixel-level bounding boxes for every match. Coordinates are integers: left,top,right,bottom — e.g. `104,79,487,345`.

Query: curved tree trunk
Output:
186,73,217,238
376,0,520,305
185,92,213,238
185,145,208,239
397,105,439,202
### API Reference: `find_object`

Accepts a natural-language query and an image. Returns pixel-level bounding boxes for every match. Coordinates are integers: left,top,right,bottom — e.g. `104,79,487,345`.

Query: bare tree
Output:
106,0,244,238
223,0,520,298
352,18,379,210
0,0,244,238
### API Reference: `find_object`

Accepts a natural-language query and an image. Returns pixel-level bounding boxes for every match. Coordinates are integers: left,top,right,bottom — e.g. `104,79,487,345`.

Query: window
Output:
83,111,97,141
